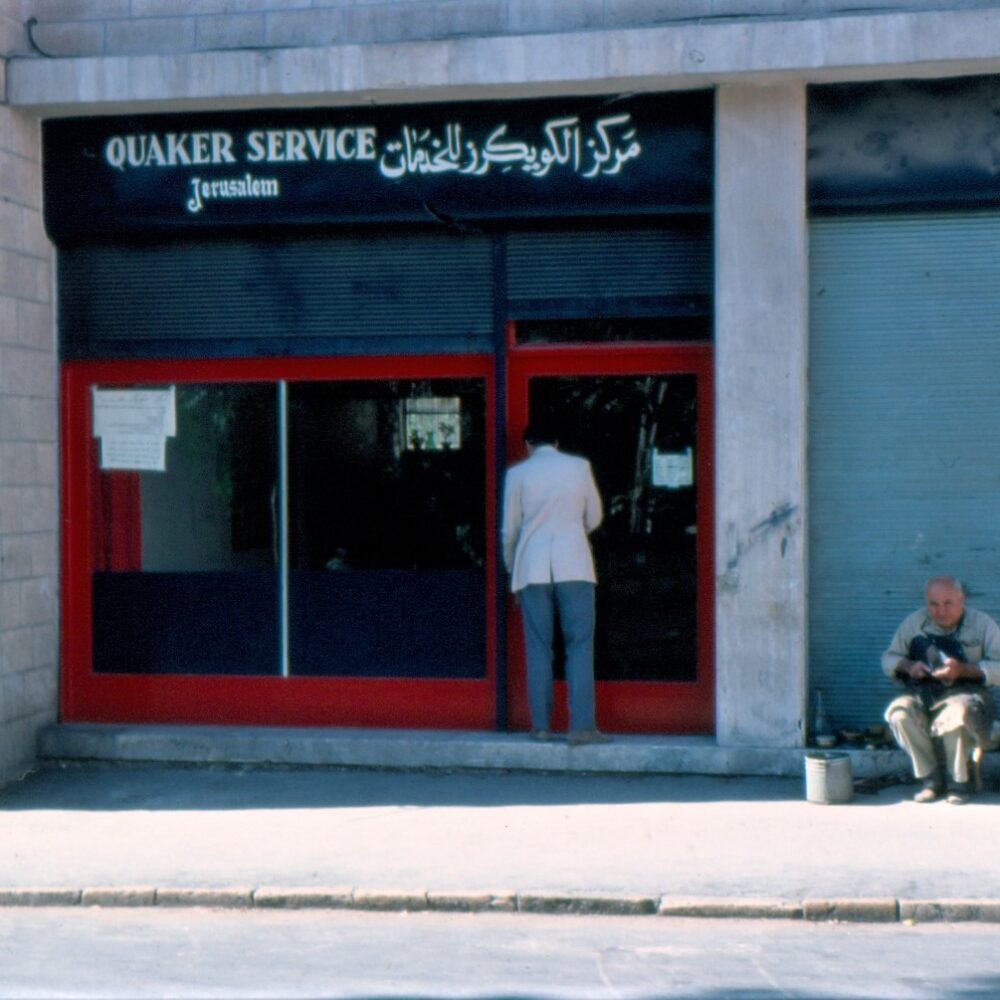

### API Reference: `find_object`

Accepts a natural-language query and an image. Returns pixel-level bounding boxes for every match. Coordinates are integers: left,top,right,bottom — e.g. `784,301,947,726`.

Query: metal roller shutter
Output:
59,231,494,359
809,212,1000,731
506,226,711,318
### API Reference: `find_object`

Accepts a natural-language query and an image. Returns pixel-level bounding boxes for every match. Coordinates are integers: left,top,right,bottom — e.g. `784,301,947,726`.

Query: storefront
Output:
49,92,716,734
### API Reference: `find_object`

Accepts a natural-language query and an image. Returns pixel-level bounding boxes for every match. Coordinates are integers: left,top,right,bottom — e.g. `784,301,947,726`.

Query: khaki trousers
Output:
884,693,974,784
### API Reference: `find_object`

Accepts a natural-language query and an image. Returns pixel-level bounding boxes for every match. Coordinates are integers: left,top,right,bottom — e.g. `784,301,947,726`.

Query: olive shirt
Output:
881,606,1000,686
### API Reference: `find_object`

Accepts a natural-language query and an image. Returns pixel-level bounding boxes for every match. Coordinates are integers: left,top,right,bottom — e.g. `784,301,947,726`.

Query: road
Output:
1,909,999,998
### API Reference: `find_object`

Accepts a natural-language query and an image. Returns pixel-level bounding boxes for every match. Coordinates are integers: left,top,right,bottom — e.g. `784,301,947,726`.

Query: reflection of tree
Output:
175,385,277,558
543,376,693,540
176,385,239,505
628,377,667,536
533,373,700,682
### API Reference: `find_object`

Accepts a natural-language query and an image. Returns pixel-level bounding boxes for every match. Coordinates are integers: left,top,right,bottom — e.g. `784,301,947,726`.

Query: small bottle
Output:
813,689,832,744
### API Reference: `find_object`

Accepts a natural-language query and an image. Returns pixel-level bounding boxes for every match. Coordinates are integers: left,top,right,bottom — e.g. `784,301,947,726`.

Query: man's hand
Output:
902,659,932,681
932,657,984,686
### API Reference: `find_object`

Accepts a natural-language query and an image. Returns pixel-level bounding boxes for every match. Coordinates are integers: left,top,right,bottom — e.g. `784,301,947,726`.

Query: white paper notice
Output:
652,447,693,489
100,434,167,472
93,387,176,471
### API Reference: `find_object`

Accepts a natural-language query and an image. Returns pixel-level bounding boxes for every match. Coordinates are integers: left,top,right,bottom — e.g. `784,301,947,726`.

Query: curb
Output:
658,897,802,920
1,888,1000,922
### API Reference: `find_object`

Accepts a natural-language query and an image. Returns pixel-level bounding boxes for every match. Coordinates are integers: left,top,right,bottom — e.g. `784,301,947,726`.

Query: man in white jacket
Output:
502,418,608,745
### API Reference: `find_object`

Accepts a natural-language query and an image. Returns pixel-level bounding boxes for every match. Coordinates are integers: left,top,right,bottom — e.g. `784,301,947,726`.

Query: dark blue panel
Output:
289,569,486,678
93,571,279,675
809,76,1000,213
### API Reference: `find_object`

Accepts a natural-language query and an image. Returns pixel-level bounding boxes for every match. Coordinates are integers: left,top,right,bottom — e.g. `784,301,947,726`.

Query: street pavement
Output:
0,760,997,921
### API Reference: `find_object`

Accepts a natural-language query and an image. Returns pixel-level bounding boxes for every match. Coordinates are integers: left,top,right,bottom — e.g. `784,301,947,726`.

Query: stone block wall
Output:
0,11,58,784
19,0,991,58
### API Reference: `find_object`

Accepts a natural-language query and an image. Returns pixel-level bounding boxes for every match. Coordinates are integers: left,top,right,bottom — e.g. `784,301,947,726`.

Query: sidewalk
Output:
1,757,998,922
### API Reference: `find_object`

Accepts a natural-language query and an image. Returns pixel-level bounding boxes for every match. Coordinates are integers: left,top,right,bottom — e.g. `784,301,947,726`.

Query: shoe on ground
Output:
529,729,552,742
947,783,972,805
567,729,612,746
914,780,944,803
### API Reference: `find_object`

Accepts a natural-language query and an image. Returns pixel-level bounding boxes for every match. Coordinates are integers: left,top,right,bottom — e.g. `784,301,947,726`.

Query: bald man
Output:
882,576,1000,804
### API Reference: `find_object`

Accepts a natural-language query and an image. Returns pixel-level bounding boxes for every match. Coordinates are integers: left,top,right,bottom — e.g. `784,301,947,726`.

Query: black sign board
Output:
43,91,713,242
809,76,1000,213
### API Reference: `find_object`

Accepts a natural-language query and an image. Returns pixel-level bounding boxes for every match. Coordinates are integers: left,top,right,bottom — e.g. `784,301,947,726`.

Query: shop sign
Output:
43,92,712,239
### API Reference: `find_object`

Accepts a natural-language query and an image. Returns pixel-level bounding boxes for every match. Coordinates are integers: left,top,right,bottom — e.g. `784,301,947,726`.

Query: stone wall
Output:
20,0,995,58
0,4,58,784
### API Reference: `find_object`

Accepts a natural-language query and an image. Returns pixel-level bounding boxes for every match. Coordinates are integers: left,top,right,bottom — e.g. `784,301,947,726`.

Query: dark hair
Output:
523,416,560,447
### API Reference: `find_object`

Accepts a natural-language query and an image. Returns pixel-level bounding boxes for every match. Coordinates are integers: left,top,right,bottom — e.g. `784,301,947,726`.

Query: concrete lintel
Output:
8,9,1000,116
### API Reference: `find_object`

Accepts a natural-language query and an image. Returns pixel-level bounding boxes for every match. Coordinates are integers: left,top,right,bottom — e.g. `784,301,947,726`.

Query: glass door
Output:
506,344,713,734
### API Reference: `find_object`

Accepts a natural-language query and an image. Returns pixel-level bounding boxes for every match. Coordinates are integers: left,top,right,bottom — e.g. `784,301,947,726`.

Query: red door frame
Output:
61,355,498,729
505,333,715,734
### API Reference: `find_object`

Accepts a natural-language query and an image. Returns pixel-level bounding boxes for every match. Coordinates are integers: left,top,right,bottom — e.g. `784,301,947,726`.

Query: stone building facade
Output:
0,1,55,785
3,0,1000,778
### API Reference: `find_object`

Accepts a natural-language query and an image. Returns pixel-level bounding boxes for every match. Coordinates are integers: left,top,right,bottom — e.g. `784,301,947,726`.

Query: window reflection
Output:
91,384,279,675
88,377,489,681
401,396,462,452
529,374,698,682
287,379,486,677
288,380,484,574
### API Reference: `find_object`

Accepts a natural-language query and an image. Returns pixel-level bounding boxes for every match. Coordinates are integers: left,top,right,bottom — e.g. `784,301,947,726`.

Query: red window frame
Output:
504,330,715,734
61,355,498,729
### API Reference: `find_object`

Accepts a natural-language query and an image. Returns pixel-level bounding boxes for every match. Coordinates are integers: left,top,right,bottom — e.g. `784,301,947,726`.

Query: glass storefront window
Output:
88,376,488,681
91,383,279,675
286,379,487,678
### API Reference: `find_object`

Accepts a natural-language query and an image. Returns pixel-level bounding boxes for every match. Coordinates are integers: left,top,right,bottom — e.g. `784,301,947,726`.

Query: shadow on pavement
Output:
0,759,977,813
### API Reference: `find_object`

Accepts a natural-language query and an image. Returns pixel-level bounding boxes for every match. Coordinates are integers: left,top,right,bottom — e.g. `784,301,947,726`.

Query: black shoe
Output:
914,775,945,803
567,729,612,747
947,782,972,805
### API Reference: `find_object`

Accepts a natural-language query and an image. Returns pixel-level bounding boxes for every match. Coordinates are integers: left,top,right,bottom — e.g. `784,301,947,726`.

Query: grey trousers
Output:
518,581,596,733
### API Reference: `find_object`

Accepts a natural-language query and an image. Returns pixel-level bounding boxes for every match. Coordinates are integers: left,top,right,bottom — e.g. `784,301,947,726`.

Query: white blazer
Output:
502,445,603,593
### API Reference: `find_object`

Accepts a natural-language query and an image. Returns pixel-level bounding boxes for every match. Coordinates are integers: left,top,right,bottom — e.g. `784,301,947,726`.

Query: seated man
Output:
883,576,1000,804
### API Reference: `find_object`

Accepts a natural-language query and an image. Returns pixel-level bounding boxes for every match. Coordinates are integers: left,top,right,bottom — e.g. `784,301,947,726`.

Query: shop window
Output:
287,379,486,678
88,375,487,681
91,383,279,675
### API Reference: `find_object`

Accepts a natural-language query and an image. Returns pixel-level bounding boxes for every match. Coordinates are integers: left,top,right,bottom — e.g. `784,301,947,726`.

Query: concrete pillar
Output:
714,83,808,748
0,85,57,784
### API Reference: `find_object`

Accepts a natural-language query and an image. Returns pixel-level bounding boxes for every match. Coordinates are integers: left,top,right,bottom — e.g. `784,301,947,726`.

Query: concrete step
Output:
37,723,920,780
